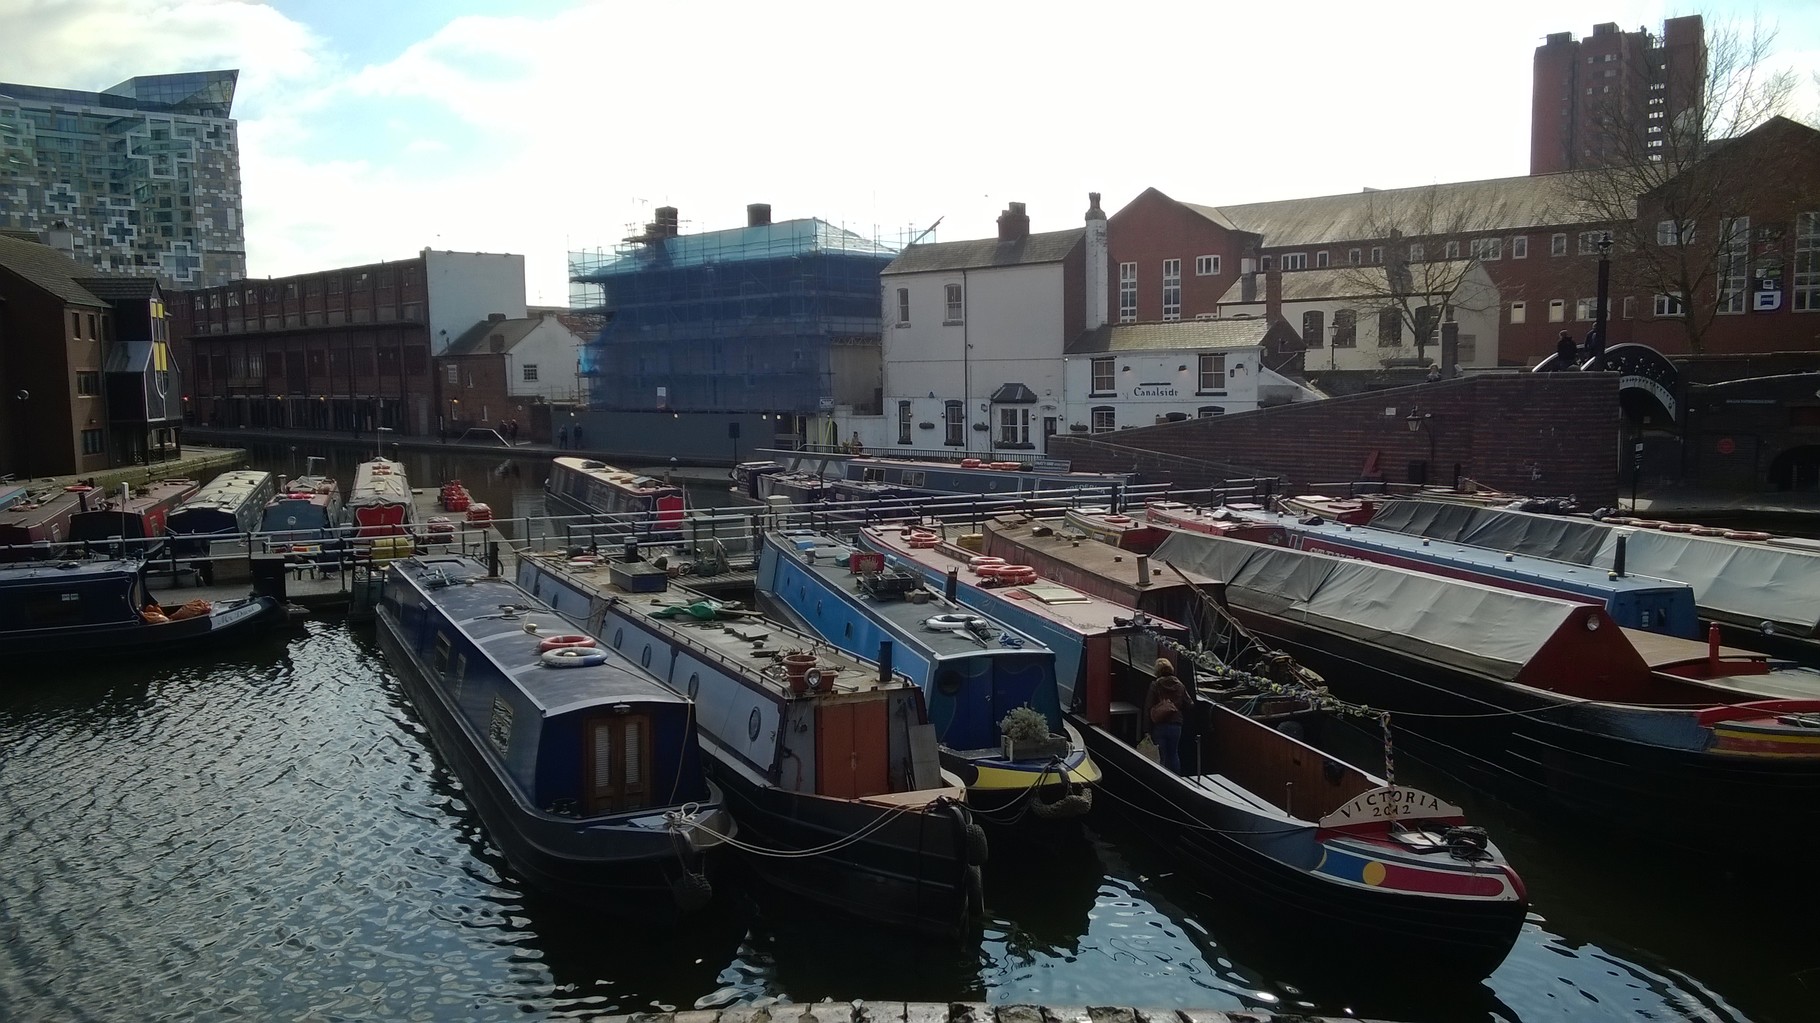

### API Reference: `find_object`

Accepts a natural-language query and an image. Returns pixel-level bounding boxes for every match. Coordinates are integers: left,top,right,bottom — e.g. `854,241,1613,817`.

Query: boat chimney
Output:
877,640,894,687
1136,554,1151,587
1613,533,1627,577
1708,622,1721,674
79,489,89,512
945,566,959,601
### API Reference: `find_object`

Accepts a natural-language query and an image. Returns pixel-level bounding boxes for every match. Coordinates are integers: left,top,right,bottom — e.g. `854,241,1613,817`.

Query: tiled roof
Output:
0,234,106,307
444,316,545,356
883,229,1082,275
76,277,160,301
1066,319,1277,354
1214,261,1478,304
1189,173,1621,248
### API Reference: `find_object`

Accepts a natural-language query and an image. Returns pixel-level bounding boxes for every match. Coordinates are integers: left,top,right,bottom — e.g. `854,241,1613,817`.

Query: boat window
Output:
612,627,623,649
687,673,700,698
640,645,652,668
747,708,762,741
432,633,450,678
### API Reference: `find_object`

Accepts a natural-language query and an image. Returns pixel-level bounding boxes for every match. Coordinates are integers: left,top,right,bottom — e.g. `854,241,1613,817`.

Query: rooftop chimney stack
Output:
1084,192,1108,330
997,202,1030,242
747,203,772,227
653,206,679,238
1263,254,1283,325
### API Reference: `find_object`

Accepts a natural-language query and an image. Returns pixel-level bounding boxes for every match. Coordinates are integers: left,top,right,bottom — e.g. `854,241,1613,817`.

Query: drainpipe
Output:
961,267,971,456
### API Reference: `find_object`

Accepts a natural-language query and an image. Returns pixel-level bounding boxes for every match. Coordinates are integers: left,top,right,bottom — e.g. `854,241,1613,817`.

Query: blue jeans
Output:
1152,722,1183,774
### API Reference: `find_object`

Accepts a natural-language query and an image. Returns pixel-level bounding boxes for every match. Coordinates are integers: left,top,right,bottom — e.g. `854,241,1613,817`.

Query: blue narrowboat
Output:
515,549,985,937
260,457,344,543
757,529,1100,824
0,554,276,659
375,554,733,920
166,470,278,556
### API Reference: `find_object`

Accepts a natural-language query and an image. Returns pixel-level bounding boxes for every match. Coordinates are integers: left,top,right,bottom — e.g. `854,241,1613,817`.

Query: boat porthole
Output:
748,708,761,741
687,673,700,698
816,600,822,615
613,627,624,648
844,622,853,638
641,645,652,668
799,587,806,603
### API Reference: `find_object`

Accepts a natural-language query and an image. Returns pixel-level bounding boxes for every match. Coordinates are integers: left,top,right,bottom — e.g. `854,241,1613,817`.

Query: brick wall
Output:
1048,372,1620,502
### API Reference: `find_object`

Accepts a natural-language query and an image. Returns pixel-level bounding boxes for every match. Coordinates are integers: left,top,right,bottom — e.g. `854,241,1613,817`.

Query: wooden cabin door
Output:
582,715,651,814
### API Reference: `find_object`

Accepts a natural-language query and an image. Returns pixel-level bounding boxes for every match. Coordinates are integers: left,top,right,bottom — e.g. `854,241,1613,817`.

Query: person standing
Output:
1144,657,1192,774
558,425,569,449
1555,330,1578,369
573,423,584,450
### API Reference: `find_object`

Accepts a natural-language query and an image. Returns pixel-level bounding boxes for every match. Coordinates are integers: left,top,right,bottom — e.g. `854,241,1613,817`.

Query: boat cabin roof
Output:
392,556,688,715
771,530,1053,660
1152,531,1654,689
180,470,272,510
0,555,142,586
553,457,680,495
863,525,1186,638
984,514,1215,593
1370,500,1820,634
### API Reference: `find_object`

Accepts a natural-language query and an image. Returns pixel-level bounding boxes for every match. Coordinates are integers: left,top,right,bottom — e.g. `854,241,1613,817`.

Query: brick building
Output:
1530,17,1706,175
1099,117,1820,368
0,232,181,477
174,250,526,438
434,309,585,443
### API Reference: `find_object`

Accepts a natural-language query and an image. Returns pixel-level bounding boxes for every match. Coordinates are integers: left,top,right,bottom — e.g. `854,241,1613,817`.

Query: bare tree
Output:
1569,17,1802,353
1327,185,1511,366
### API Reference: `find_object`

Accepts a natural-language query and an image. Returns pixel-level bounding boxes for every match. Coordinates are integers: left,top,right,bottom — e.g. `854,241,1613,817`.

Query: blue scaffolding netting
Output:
569,219,898,414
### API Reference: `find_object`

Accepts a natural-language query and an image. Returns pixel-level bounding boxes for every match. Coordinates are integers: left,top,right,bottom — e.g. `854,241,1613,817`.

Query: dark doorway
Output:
1768,445,1820,491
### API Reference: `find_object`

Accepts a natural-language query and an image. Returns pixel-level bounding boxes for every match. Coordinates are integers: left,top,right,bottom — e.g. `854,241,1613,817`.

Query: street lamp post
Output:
1406,407,1436,485
1591,232,1612,362
13,389,29,480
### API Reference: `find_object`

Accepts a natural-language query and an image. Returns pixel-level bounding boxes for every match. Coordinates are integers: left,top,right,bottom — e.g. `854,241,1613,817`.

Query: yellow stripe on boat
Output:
969,757,1101,791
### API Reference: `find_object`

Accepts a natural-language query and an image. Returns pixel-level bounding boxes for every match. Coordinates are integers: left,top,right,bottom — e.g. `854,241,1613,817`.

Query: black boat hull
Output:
376,609,717,924
1,595,277,659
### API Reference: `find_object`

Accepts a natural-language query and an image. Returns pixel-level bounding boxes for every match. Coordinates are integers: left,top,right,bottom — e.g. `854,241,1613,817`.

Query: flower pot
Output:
782,652,817,695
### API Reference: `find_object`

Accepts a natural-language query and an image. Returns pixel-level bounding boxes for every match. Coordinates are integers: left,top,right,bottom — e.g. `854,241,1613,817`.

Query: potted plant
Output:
999,705,1070,760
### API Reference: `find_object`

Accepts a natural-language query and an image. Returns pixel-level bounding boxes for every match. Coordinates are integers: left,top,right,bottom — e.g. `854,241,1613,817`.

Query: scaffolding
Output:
568,217,899,414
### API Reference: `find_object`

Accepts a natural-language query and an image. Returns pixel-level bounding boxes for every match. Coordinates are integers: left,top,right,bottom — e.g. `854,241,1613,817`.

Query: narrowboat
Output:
0,553,277,658
1153,501,1703,638
981,513,1227,628
164,470,277,556
758,529,1101,824
1061,507,1172,553
1152,530,1820,861
855,522,1528,980
836,452,1135,500
0,484,89,559
730,460,786,501
1366,499,1820,663
260,457,343,543
544,457,686,540
514,549,984,937
344,458,415,538
67,478,199,549
375,554,733,921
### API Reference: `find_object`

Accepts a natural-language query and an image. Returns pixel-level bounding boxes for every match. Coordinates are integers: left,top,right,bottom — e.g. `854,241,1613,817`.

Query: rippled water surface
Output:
1,450,1812,1021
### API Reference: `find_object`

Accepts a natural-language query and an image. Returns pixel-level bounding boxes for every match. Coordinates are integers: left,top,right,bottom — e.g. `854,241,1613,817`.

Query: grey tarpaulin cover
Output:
1152,531,1585,684
1367,501,1820,636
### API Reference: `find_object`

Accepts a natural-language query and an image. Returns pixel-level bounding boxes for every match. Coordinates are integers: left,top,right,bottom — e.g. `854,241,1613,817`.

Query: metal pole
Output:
1592,233,1612,364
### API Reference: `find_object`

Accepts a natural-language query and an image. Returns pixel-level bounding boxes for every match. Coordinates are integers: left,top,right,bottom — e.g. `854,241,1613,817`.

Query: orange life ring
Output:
1103,514,1133,525
993,565,1037,585
991,461,1021,471
1690,527,1728,537
1724,530,1772,541
1659,523,1696,533
968,556,1005,571
959,458,983,469
537,634,597,653
65,485,92,492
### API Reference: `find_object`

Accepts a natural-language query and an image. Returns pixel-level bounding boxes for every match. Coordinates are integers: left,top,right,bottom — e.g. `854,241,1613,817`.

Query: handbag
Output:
1149,698,1177,724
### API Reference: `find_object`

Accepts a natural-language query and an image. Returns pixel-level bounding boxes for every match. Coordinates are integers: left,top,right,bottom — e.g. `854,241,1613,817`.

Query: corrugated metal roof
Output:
1214,261,1478,304
0,234,107,307
883,229,1082,275
1066,319,1275,354
1191,173,1621,248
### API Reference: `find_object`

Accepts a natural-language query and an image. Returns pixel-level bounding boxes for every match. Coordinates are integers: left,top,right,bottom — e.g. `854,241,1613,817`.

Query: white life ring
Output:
542,647,608,668
923,614,980,632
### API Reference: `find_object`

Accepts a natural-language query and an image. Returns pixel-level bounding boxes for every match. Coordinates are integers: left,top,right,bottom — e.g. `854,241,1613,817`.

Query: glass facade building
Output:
0,70,246,288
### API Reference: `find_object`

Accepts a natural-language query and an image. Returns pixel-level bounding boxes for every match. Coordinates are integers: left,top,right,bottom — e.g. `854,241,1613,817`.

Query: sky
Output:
2,0,1816,305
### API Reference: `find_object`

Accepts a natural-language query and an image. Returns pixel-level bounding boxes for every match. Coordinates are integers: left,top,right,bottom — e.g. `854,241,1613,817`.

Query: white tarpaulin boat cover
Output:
1151,532,1647,685
1367,501,1820,636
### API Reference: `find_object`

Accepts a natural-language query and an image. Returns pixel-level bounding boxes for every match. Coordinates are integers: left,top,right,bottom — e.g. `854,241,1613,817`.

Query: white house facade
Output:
1062,320,1320,436
857,202,1084,457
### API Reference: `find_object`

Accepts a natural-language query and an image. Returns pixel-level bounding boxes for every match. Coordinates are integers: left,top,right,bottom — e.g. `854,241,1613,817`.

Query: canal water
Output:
1,448,1812,1022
